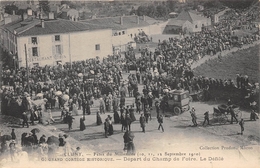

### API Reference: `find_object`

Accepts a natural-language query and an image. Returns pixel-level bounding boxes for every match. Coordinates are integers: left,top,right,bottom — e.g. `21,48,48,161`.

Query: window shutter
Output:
61,45,63,55
60,35,62,42
52,46,56,56
28,37,31,44
38,47,40,57
37,37,40,44
52,35,54,42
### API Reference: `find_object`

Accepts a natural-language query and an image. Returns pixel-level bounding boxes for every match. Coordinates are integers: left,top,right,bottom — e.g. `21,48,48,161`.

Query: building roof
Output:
167,19,187,26
176,11,207,23
2,18,109,37
80,15,155,30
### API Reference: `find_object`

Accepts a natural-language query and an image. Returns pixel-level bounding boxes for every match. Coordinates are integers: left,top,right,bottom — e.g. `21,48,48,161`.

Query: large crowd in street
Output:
1,6,260,162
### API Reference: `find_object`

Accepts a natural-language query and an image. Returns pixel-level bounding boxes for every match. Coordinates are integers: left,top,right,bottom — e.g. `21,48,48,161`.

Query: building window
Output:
55,45,61,54
95,44,100,51
122,31,125,35
32,47,38,56
119,32,121,35
31,37,37,44
55,35,60,41
202,24,204,27
195,25,198,28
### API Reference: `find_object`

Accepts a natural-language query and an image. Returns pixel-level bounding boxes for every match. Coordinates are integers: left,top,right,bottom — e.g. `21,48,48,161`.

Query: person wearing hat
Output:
139,113,146,133
104,118,110,138
31,130,38,145
22,112,29,128
155,99,160,119
99,97,105,114
107,115,114,135
227,99,232,107
11,129,16,140
157,114,164,132
144,106,151,123
80,116,86,131
229,106,238,124
67,112,75,130
203,111,210,126
39,135,46,144
123,130,135,155
96,111,103,125
135,95,142,114
121,111,127,132
190,111,197,127
59,134,66,147
239,119,245,135
129,105,136,122
125,113,132,131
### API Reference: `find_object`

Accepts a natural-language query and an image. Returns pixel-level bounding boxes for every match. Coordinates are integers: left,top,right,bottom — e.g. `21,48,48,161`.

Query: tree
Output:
137,5,148,16
167,0,177,12
39,0,50,12
147,4,156,17
219,0,256,9
4,4,18,15
156,5,168,18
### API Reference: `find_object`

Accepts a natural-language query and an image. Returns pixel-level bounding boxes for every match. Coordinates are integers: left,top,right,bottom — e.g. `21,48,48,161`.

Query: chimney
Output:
136,16,139,24
41,20,45,28
27,9,33,16
48,12,54,19
120,16,123,25
12,10,15,15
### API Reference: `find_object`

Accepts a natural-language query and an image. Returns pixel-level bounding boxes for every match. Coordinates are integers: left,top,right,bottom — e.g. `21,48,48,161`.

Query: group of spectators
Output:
0,128,79,162
0,6,259,162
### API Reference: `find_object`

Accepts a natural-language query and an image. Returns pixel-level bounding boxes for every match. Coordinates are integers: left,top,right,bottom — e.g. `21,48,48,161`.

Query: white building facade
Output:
1,19,113,67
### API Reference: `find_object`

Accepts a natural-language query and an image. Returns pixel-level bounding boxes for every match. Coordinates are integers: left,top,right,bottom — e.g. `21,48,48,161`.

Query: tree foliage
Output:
136,3,171,19
219,0,257,9
4,4,18,15
39,0,50,12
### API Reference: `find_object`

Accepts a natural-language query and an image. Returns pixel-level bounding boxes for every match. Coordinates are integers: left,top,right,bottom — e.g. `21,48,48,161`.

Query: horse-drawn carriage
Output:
213,104,242,124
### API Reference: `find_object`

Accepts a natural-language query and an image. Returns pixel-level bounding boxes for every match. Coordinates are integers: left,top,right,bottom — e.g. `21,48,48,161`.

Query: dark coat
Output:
96,113,102,125
129,109,136,121
139,116,146,127
113,111,121,124
80,118,86,131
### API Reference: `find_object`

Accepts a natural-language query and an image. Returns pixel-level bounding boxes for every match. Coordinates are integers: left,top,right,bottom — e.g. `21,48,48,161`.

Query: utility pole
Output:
24,44,30,94
69,33,72,69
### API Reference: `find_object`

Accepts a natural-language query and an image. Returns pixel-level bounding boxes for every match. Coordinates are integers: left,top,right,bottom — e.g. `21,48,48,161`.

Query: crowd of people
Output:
1,5,260,162
0,127,80,162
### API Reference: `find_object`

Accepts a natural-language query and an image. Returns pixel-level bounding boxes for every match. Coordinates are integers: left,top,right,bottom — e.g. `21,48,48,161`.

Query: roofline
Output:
4,18,112,37
17,27,112,38
80,14,145,22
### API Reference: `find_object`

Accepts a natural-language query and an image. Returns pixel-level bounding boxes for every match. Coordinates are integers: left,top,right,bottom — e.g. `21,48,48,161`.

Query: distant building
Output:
0,13,167,67
2,13,21,25
164,10,211,34
59,8,79,21
213,8,230,24
81,15,166,52
169,12,178,18
0,18,113,67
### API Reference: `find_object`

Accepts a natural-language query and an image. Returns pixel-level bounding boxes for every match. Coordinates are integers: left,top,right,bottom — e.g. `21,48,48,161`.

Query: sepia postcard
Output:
0,0,259,167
